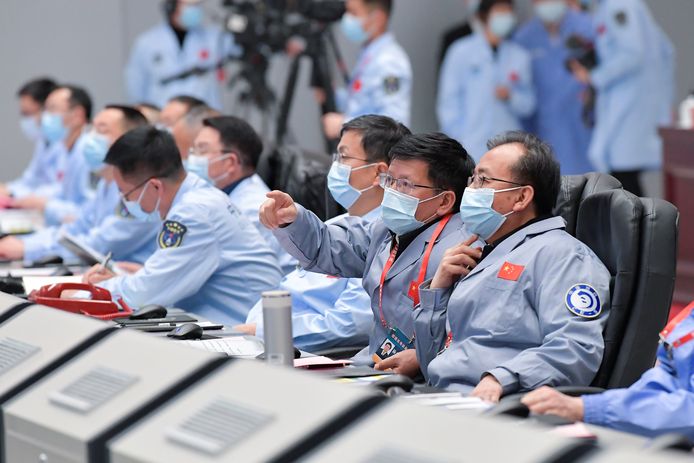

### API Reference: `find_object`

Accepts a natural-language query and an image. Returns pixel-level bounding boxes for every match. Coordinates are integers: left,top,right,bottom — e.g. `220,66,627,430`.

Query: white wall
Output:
1,0,692,182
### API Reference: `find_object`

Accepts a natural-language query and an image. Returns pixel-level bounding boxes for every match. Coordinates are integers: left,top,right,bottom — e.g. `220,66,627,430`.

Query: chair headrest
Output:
555,173,622,236
576,189,641,276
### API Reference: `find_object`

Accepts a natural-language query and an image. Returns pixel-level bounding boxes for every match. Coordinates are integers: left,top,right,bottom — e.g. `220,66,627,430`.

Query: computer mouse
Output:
167,323,204,340
130,304,168,320
372,374,414,396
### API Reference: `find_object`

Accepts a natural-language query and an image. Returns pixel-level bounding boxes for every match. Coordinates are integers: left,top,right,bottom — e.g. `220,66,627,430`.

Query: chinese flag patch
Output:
597,24,606,36
199,48,210,60
352,79,362,92
408,280,420,305
509,71,519,83
497,262,524,281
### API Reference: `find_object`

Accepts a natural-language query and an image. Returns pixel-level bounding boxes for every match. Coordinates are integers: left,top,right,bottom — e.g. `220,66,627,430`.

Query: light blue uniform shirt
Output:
583,308,694,440
514,11,595,174
125,23,236,109
246,208,381,353
417,217,611,393
588,0,672,172
8,140,61,198
225,173,297,275
438,32,536,160
20,179,159,265
43,134,96,226
99,173,283,326
339,32,412,125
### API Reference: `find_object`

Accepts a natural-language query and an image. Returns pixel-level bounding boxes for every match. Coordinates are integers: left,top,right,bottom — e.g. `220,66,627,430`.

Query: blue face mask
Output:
20,116,42,142
381,188,442,236
179,4,204,30
40,112,68,144
327,161,376,209
82,132,110,172
123,181,161,223
340,13,369,43
184,153,232,185
458,186,521,240
488,12,517,39
535,0,568,24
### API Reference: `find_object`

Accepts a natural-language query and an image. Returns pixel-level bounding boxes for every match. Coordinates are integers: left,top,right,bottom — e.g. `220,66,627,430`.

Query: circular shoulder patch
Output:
565,284,602,318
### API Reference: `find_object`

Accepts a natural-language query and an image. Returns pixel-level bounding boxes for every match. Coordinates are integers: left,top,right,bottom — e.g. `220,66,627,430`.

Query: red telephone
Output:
29,283,133,320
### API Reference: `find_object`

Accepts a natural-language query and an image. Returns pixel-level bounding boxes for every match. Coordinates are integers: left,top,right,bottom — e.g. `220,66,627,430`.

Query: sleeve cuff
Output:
485,367,520,395
418,279,453,312
582,393,609,426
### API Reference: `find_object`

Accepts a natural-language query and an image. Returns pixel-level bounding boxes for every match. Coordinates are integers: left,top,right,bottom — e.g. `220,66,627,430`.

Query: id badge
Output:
372,327,414,363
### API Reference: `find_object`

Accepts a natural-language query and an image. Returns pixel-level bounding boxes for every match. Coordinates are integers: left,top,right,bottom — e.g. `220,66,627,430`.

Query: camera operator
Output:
514,0,595,175
321,0,412,140
568,0,674,196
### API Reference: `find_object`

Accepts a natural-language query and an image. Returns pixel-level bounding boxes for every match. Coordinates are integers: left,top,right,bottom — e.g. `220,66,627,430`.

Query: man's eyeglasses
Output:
378,173,442,196
467,174,525,189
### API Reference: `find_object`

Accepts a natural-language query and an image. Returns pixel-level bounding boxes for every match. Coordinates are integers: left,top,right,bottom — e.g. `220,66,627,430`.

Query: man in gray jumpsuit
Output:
260,132,477,375
417,131,610,402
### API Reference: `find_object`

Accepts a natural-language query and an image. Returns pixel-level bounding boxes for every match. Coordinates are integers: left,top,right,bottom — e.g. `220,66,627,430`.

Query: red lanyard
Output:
377,215,453,329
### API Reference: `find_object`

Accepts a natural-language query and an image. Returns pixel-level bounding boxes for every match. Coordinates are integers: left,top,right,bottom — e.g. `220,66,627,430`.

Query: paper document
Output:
181,336,265,359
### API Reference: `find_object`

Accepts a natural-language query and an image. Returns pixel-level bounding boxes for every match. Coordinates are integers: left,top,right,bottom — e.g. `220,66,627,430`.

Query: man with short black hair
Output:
11,85,95,225
322,0,412,139
0,105,158,264
186,115,295,274
158,95,206,129
0,77,59,199
238,115,411,352
83,127,282,325
416,130,610,402
260,132,478,372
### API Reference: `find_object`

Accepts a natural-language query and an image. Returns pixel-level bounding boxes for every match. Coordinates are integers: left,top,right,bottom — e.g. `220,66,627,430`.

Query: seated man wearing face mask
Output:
0,106,159,264
83,126,282,325
186,116,295,275
260,132,477,373
0,77,59,200
11,85,96,225
238,115,411,352
416,131,610,402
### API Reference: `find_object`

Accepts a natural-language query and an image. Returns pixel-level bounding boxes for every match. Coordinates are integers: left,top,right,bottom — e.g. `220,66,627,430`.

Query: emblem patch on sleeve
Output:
383,76,401,94
158,221,187,249
565,284,602,318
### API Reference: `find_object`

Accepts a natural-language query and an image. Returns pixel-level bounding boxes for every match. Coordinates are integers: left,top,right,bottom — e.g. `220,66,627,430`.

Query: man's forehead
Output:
477,143,523,174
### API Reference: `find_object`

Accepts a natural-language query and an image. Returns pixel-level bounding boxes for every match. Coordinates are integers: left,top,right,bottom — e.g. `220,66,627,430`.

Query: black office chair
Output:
490,194,679,416
554,172,623,235
606,197,678,388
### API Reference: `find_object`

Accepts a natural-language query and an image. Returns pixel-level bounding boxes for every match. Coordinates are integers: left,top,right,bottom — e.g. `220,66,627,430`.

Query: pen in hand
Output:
99,252,113,275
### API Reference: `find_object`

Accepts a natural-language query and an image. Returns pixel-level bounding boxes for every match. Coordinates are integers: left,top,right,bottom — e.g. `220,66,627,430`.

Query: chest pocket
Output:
465,268,526,336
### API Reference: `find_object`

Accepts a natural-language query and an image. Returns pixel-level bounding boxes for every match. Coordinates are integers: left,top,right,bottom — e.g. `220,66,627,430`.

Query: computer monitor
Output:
3,329,226,462
301,399,590,462
108,360,384,462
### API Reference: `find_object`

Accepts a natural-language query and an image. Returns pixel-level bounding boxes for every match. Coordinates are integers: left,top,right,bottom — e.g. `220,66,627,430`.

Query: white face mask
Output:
184,153,234,185
381,187,444,235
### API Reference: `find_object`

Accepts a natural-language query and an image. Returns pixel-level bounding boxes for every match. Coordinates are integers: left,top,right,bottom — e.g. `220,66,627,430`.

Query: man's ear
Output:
437,190,457,216
512,185,535,212
372,162,389,187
